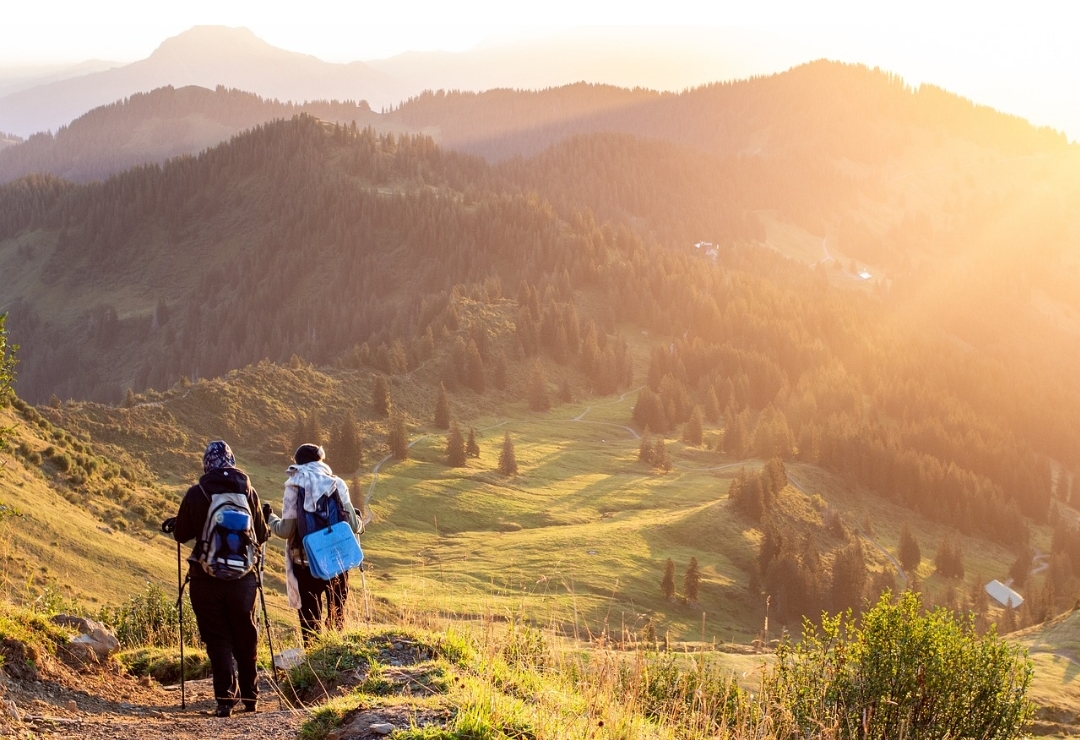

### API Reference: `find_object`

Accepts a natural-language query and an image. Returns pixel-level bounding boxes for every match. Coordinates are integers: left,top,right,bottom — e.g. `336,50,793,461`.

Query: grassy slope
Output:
7,351,1079,733
38,349,1034,643
0,404,177,608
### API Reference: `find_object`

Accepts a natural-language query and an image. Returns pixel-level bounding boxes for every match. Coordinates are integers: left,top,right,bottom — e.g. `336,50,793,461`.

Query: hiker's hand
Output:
161,517,177,534
262,503,273,520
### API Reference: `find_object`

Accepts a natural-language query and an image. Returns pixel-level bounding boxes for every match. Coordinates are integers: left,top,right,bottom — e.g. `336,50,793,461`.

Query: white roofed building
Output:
985,580,1023,609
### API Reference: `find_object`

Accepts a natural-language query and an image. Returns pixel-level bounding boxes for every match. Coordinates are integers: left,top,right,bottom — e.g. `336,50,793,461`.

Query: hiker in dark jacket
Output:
169,440,268,717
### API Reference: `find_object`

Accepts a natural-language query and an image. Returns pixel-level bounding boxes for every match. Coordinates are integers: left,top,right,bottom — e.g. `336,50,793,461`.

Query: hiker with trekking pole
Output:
265,443,364,647
161,440,268,717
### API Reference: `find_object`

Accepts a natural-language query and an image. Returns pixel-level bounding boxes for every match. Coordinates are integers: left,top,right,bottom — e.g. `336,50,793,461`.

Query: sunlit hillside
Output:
2,56,1080,736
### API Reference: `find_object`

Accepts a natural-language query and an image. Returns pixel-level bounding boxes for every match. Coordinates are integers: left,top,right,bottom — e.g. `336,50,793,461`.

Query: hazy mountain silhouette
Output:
0,85,391,184
0,59,123,99
0,26,394,137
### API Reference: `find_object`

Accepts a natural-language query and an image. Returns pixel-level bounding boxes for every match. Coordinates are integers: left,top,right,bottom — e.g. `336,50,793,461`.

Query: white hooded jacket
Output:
268,460,362,609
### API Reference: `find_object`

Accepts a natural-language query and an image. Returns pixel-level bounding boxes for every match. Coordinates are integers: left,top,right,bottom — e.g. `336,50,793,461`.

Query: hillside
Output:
0,85,398,184
2,60,1080,685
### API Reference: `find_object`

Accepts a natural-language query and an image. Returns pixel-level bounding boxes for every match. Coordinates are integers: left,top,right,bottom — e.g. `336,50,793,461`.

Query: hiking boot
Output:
213,703,233,717
241,700,257,713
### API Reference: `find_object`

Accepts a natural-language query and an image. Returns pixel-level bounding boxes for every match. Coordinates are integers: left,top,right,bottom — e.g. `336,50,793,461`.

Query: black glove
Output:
262,503,273,520
161,517,177,534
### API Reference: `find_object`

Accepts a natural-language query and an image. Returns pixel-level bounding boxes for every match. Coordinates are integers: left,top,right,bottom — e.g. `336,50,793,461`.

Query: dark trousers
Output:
189,574,259,707
294,564,349,645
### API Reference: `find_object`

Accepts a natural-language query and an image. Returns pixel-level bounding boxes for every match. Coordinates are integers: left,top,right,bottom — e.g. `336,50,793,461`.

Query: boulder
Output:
51,615,120,661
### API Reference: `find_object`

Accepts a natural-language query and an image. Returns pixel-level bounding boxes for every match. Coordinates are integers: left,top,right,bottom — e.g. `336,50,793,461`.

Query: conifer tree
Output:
999,603,1017,633
528,362,550,412
332,412,363,475
434,382,451,429
934,536,965,579
683,406,704,446
830,539,868,614
498,431,518,475
898,525,921,574
303,410,323,446
639,430,654,464
684,556,701,603
661,558,676,600
492,351,508,391
1008,545,1033,588
372,375,391,417
465,340,485,393
466,427,480,458
446,421,466,467
703,385,721,423
653,437,672,472
388,414,409,460
558,376,572,403
291,413,307,455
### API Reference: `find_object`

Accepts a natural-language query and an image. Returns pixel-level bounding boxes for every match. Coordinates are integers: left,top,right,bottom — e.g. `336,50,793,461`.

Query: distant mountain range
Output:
0,26,393,138
0,25,770,140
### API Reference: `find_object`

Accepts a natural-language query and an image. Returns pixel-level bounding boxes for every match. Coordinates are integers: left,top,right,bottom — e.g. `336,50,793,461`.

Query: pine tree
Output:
661,558,676,600
684,556,701,603
898,525,921,574
682,406,704,446
291,413,307,455
372,375,391,417
703,385,721,423
465,340,486,393
830,539,868,614
388,414,409,460
434,382,451,429
528,362,550,412
999,603,1017,633
466,427,480,458
498,431,518,475
638,430,654,464
492,351,508,391
558,376,572,403
332,412,363,475
446,421,466,467
303,409,323,446
934,536,965,579
1008,545,1033,588
653,437,672,472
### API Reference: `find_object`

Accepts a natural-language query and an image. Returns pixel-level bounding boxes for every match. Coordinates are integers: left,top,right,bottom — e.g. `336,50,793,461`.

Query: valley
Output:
1,37,1080,738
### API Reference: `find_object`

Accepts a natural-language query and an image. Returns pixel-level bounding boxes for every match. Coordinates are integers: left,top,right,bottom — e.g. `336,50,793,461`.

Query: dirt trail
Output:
4,671,304,740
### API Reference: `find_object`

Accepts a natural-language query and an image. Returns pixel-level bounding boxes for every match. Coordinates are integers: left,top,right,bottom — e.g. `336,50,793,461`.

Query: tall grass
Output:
97,582,199,648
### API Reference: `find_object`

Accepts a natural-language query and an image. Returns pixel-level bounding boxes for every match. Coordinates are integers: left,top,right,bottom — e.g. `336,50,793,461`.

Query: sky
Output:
2,0,1079,140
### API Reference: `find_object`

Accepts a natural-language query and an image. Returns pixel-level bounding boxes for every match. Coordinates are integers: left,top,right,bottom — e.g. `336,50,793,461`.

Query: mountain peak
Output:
150,26,272,59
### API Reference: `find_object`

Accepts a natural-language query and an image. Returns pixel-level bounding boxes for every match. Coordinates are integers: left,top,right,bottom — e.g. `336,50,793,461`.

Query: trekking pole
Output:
257,544,283,709
161,517,186,711
177,546,187,711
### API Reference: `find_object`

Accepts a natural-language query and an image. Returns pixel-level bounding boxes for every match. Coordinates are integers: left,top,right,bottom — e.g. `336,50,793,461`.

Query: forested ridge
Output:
0,84,387,185
2,62,1080,559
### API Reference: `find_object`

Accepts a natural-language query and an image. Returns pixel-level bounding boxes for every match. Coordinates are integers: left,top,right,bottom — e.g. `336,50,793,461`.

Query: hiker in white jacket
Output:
264,444,363,645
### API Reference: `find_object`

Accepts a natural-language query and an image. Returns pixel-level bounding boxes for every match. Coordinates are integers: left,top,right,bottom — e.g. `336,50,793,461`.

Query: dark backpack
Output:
194,485,257,580
295,483,347,541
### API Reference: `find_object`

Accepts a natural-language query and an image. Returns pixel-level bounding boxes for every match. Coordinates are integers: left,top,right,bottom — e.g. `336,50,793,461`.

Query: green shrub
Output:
769,591,1033,740
98,583,200,649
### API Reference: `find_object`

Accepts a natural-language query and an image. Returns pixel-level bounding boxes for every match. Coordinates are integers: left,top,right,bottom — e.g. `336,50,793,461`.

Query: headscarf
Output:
203,440,236,473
